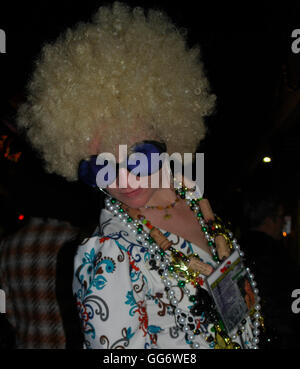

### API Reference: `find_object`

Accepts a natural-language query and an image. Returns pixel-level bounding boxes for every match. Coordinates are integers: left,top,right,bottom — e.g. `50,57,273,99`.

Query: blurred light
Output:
18,214,25,221
262,156,271,163
282,231,287,237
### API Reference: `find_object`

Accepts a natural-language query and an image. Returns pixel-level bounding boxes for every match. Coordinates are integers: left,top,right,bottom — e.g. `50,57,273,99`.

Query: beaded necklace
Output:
141,197,179,219
104,184,262,349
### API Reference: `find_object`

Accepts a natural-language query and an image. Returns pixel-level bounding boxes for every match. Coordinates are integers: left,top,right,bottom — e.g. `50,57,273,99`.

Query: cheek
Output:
106,187,119,198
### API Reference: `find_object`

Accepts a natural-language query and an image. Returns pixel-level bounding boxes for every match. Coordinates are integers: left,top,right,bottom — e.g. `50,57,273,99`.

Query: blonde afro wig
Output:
17,1,216,181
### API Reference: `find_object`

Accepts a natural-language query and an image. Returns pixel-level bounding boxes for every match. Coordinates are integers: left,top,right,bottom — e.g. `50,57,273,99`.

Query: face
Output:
84,140,172,208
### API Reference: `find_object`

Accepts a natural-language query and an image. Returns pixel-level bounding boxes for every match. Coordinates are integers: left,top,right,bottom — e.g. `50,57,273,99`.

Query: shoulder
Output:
73,208,150,289
73,210,133,285
73,223,149,308
73,233,126,299
74,208,127,262
73,233,125,278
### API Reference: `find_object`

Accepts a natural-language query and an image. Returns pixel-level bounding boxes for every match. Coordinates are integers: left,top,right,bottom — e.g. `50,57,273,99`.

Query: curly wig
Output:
17,1,216,181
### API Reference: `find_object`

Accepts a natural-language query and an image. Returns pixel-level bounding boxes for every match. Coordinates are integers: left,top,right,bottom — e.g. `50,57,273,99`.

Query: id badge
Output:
206,250,256,334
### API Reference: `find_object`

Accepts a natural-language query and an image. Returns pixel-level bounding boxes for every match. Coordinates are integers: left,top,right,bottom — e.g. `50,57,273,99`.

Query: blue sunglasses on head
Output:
78,140,167,188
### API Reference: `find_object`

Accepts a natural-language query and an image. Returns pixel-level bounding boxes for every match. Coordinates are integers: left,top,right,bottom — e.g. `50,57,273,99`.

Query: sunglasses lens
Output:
129,141,166,176
78,155,116,187
96,162,117,187
127,152,148,177
79,141,167,187
132,141,166,154
78,155,99,187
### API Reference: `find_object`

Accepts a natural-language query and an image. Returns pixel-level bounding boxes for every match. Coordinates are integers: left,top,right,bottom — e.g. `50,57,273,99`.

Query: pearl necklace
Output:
104,186,262,349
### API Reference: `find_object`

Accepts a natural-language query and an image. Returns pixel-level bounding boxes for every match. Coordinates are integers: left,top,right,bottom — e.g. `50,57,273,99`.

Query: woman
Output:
17,2,261,349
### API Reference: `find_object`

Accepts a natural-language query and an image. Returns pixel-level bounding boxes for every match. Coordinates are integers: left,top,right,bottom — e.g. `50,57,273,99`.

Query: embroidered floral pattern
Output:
73,209,254,349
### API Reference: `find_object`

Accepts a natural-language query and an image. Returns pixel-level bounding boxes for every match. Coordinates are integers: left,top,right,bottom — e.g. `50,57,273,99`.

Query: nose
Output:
116,167,145,189
117,167,129,188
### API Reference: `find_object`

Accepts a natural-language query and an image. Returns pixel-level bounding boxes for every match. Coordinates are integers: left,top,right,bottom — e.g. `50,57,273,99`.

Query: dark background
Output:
0,1,300,263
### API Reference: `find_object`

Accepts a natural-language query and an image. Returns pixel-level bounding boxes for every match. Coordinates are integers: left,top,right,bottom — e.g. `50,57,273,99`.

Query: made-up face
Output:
105,141,168,208
78,140,173,208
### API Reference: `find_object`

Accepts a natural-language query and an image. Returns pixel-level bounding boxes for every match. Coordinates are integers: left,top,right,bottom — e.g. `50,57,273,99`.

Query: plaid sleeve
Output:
0,217,78,348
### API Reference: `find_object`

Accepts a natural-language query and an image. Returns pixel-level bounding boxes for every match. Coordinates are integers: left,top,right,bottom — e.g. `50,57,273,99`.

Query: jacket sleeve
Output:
72,235,150,349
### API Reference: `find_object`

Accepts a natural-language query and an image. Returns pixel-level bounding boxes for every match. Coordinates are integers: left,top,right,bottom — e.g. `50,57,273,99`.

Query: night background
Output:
0,1,300,259
0,0,300,352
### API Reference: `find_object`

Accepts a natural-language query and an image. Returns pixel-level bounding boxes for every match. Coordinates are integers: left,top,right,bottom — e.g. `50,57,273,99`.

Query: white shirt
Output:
73,205,256,349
